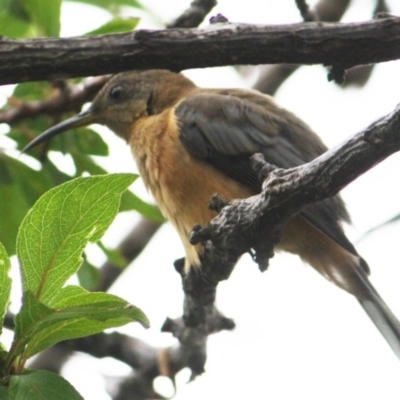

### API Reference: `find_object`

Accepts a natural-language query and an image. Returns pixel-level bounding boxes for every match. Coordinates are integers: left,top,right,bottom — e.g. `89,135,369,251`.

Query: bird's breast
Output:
128,109,254,268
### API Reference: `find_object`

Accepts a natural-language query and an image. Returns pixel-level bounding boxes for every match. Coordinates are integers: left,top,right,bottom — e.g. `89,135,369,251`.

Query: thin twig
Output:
0,76,108,124
295,0,317,21
167,0,217,28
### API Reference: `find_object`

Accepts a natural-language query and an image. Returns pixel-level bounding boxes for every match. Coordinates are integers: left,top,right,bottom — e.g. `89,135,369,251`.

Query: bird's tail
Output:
355,263,400,359
279,217,400,357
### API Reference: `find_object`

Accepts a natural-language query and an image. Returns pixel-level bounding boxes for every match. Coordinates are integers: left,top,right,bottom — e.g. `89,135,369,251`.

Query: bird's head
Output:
22,69,196,152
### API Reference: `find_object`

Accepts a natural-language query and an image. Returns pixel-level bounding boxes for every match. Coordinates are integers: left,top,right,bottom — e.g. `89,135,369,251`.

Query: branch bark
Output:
153,104,400,383
191,104,400,269
254,0,351,94
2,16,400,85
0,76,108,123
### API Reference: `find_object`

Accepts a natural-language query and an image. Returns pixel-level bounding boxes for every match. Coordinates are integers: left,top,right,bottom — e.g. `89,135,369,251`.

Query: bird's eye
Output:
109,85,123,100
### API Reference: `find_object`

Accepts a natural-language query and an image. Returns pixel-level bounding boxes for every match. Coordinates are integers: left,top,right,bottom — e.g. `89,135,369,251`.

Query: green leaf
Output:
51,285,144,311
70,153,164,221
8,118,54,154
73,128,109,156
98,241,127,269
86,17,140,35
0,243,11,334
21,0,61,37
0,385,8,399
13,292,54,356
0,153,57,255
0,0,31,38
120,190,165,222
16,174,136,304
12,81,53,101
2,0,31,22
0,154,54,205
8,370,83,400
0,156,32,255
68,0,143,11
77,256,101,291
13,288,148,358
0,13,30,38
71,151,108,176
21,126,110,157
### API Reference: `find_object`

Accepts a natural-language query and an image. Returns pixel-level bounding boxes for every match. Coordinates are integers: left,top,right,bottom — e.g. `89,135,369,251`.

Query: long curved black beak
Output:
21,109,99,153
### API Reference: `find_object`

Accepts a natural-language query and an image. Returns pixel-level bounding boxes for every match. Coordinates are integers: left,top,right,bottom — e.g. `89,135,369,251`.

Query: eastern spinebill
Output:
23,69,400,359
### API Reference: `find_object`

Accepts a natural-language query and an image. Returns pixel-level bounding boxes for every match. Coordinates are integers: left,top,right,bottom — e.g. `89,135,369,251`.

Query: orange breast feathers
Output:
128,108,254,268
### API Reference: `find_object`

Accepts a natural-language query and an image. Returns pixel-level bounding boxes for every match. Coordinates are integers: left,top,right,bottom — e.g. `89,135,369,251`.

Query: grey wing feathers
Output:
176,91,357,255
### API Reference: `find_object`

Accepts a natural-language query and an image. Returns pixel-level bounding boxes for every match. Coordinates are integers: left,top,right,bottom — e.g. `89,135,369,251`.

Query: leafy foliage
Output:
16,174,136,304
22,0,62,37
0,0,143,37
68,0,143,12
0,174,149,398
0,243,11,335
8,370,84,400
86,17,140,35
0,1,160,398
0,0,61,38
0,0,163,257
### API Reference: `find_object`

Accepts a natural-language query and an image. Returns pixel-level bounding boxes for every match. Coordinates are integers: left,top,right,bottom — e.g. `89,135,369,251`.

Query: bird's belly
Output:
158,153,255,268
143,144,254,268
130,111,253,268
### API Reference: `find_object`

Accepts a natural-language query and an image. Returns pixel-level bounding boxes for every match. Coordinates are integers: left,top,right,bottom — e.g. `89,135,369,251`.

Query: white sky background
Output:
7,0,400,399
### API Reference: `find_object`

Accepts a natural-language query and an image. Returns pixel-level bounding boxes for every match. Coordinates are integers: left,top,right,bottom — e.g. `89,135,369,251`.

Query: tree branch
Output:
161,257,236,379
0,76,108,124
167,0,217,28
295,0,317,22
2,16,400,85
254,0,387,94
191,104,400,269
162,106,400,380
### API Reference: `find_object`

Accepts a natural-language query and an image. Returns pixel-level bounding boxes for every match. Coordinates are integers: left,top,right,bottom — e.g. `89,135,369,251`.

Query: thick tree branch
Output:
164,105,400,379
161,257,236,379
254,0,387,94
191,104,400,269
2,16,400,85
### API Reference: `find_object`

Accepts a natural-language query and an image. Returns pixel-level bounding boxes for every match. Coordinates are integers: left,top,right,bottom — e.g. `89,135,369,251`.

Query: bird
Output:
23,69,400,359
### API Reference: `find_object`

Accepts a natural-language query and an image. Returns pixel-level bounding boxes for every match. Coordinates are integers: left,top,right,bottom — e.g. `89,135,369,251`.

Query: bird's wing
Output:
175,91,358,256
